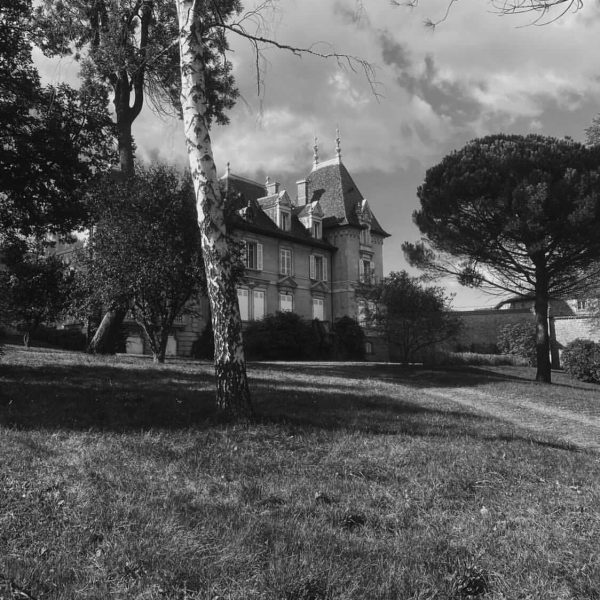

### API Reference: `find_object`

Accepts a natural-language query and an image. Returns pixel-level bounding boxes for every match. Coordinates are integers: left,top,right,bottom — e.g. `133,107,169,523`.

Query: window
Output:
359,259,373,283
360,226,371,246
280,247,292,276
279,292,293,312
357,301,367,326
313,221,321,239
312,297,324,320
280,211,290,231
577,299,588,311
365,341,373,355
309,254,327,281
253,290,265,320
243,240,263,270
237,288,249,321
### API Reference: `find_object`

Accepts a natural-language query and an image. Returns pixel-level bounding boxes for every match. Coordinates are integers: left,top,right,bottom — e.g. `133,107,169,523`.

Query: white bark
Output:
176,0,251,417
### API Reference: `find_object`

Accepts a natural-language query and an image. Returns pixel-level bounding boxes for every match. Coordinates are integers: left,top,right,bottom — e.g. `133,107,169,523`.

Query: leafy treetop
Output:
405,134,600,300
0,0,115,237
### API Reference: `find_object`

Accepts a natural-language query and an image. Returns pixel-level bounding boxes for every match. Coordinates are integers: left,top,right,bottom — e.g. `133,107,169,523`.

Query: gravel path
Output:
424,386,600,451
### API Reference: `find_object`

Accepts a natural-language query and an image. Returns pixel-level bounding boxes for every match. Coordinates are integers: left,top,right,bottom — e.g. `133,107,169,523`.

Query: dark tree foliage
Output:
0,237,72,347
0,0,114,237
34,0,239,354
404,134,600,382
34,0,239,176
243,312,319,361
356,271,461,364
75,164,206,363
333,316,366,361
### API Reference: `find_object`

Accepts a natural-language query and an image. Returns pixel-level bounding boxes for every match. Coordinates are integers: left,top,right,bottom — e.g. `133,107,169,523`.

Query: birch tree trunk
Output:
176,0,252,419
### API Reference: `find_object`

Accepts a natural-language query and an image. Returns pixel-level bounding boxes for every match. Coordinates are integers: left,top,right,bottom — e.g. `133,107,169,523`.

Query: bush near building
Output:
244,312,320,361
332,316,366,361
497,323,538,366
561,339,600,383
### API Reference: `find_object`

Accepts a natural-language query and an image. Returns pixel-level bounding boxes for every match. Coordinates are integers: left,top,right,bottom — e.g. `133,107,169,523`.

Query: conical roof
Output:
305,158,389,236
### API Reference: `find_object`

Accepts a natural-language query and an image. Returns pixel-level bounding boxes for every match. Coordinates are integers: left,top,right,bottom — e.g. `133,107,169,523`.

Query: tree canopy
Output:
0,237,72,347
75,164,206,363
404,133,600,381
356,271,461,363
34,0,238,175
0,0,114,237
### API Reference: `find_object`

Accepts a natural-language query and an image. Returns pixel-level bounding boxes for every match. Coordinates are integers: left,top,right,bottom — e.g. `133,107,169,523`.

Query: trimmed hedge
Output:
192,313,367,362
32,325,87,351
244,312,320,361
561,338,600,383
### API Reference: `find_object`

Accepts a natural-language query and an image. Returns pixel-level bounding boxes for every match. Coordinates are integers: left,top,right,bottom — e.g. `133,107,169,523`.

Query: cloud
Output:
31,0,600,306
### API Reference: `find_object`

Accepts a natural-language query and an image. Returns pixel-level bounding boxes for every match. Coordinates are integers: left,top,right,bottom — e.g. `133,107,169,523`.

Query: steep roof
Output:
305,159,389,237
225,173,335,251
221,173,266,209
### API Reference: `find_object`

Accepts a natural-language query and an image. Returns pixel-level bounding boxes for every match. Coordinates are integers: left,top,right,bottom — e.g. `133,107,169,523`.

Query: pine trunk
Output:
534,268,552,383
176,0,252,419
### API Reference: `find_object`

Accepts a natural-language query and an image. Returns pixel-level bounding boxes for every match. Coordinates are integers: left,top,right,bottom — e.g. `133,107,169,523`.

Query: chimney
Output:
266,179,280,195
296,179,308,205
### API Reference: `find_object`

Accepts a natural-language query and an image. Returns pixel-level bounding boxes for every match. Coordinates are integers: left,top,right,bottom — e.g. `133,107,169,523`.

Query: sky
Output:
34,0,600,309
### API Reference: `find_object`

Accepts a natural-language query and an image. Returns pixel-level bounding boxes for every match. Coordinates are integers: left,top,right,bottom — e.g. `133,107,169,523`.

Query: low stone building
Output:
454,294,600,367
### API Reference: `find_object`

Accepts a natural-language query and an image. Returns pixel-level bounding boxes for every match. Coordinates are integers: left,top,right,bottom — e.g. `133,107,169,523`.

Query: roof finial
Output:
265,174,270,188
335,127,341,162
226,161,231,176
313,136,319,168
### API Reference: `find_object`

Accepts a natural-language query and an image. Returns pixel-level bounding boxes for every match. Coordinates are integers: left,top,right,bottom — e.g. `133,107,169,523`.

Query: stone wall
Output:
552,315,600,350
454,308,600,368
453,309,535,353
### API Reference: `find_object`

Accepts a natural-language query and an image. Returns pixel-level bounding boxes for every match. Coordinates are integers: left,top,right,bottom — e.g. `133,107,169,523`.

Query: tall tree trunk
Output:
176,0,252,419
534,267,552,383
88,303,128,354
88,82,135,354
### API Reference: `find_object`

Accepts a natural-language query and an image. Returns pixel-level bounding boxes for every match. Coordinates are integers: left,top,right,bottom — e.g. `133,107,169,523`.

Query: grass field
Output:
1,345,599,599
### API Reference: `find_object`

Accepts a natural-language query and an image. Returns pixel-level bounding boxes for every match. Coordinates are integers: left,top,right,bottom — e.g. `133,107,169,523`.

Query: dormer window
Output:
360,225,371,246
280,210,291,231
313,221,321,239
299,200,324,239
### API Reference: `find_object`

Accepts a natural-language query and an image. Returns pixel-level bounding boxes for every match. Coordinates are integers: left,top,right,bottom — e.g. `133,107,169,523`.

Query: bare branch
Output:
220,23,381,98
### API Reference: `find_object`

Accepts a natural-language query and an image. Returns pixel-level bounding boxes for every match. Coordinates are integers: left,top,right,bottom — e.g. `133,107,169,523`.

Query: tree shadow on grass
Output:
0,359,585,451
253,362,600,393
250,381,578,452
0,362,218,431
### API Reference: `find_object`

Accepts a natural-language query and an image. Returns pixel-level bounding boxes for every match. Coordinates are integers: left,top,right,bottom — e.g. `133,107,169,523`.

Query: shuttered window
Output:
310,254,327,281
237,288,249,321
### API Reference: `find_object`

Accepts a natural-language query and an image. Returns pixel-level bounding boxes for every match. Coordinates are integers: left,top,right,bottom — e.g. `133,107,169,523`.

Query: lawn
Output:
1,345,599,600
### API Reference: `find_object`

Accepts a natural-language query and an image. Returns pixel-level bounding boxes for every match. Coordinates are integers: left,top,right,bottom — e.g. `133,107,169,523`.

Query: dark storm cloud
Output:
378,30,485,128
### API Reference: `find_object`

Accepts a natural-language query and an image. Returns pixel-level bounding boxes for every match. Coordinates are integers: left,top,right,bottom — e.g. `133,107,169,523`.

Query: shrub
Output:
333,316,365,360
191,319,214,360
432,351,529,367
497,322,537,366
561,339,600,383
244,312,319,361
32,325,87,351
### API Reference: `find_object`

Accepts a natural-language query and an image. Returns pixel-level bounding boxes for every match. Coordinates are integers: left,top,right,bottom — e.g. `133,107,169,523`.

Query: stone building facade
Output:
124,141,390,359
